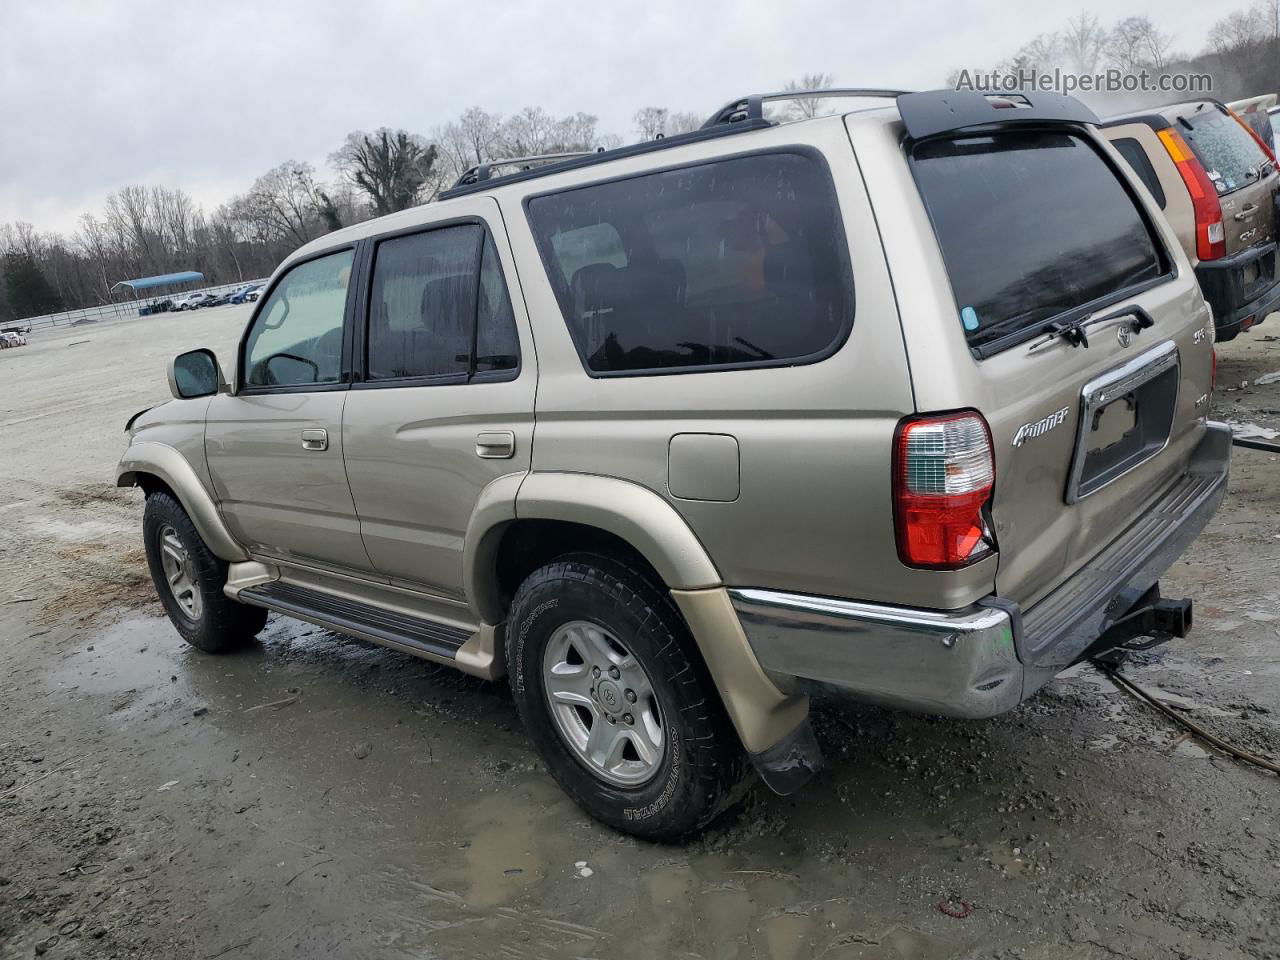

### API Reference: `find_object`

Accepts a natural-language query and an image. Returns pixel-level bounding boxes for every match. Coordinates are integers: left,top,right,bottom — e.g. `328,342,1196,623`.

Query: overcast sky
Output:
1,0,1230,235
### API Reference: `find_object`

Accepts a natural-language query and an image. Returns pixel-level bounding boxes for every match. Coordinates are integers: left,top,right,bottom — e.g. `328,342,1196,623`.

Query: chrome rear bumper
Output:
730,422,1231,719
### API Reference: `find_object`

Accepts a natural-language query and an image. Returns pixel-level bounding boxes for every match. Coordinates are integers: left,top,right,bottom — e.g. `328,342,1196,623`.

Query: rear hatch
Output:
908,126,1212,613
1176,102,1277,256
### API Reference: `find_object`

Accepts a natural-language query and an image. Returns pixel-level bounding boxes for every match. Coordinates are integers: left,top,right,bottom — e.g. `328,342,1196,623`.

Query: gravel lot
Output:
1,307,1279,959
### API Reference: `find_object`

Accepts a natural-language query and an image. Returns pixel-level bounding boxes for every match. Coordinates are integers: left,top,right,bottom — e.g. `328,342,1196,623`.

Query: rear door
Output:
906,127,1211,612
341,198,534,601
1176,103,1277,254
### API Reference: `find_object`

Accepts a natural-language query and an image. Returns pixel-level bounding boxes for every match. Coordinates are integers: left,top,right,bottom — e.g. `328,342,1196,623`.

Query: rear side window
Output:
912,131,1165,353
526,151,853,375
1111,137,1167,209
366,225,519,382
1180,107,1272,195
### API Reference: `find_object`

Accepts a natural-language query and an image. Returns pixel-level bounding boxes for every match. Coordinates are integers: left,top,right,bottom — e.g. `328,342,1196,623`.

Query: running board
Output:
239,581,469,661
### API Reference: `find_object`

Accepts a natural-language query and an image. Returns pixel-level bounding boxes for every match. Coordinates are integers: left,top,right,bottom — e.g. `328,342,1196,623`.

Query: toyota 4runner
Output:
119,89,1230,840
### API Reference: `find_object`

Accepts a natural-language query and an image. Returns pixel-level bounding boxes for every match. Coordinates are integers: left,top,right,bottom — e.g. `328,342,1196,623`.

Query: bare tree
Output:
1208,6,1268,53
434,107,504,183
1107,16,1174,71
633,106,670,139
783,72,835,120
1062,12,1108,73
330,129,437,217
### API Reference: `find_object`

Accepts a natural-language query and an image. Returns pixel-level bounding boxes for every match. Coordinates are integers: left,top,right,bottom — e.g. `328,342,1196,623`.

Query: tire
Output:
142,491,267,653
506,552,752,841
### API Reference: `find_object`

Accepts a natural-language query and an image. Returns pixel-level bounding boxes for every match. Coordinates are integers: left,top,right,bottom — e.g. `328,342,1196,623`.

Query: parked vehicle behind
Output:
1102,99,1280,341
119,88,1229,840
229,284,262,304
0,331,26,348
172,292,214,311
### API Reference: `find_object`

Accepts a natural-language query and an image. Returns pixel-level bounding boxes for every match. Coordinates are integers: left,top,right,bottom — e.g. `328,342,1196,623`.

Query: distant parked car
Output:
243,284,265,303
1102,98,1279,341
0,331,26,348
173,292,214,311
228,284,259,304
204,291,235,307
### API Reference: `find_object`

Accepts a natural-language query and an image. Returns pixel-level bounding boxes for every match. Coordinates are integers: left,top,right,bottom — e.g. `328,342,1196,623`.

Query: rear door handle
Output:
300,428,328,451
475,430,515,459
1235,203,1259,220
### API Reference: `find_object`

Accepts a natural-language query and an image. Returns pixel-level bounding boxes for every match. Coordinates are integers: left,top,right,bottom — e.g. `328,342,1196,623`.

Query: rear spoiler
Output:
897,90,1099,140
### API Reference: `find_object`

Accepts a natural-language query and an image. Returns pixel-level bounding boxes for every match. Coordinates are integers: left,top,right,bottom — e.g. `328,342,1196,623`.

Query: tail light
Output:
1228,106,1278,167
893,412,995,569
1158,128,1227,261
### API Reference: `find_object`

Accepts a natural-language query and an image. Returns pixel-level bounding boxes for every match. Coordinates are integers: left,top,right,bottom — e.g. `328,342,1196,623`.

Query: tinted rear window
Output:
1180,107,1271,195
1111,137,1166,208
912,131,1164,352
526,152,853,375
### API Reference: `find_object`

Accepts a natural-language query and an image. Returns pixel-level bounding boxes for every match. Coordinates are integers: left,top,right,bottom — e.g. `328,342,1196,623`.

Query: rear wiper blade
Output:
1027,306,1155,352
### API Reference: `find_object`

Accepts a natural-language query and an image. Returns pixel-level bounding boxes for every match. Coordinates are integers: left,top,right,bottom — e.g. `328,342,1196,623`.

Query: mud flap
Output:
749,718,823,795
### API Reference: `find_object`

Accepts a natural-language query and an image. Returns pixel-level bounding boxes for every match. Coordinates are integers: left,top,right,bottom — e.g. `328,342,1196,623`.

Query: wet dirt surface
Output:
2,312,1280,958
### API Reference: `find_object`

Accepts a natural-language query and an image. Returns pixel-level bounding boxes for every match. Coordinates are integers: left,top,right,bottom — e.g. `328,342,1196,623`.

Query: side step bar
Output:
239,581,469,661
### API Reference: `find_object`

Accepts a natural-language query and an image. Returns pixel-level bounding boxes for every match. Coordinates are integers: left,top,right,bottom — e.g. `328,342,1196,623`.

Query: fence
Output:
9,279,269,336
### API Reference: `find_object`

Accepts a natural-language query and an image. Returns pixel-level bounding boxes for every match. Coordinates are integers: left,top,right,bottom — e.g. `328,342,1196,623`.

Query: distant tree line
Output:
948,2,1280,106
4,6,1277,323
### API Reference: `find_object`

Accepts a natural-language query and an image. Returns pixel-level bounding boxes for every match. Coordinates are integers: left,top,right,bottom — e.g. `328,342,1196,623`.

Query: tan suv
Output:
119,88,1230,840
1101,99,1280,340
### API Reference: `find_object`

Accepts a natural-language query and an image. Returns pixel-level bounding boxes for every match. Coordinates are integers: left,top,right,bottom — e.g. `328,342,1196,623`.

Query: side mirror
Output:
168,349,226,399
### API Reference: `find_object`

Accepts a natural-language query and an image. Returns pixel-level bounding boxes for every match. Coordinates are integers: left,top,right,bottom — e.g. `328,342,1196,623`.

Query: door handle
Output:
475,430,515,459
1235,203,1259,220
300,428,328,451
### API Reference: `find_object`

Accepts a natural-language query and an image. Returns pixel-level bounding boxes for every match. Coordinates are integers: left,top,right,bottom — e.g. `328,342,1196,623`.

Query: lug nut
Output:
592,666,601,678
625,689,636,703
609,666,620,679
623,713,634,725
606,715,617,724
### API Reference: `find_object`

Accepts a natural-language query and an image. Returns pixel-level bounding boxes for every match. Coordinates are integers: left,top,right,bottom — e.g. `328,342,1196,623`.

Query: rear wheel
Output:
143,491,267,653
506,552,751,841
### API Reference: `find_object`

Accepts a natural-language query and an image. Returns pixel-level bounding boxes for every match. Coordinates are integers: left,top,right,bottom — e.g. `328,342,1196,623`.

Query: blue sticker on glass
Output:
960,306,979,331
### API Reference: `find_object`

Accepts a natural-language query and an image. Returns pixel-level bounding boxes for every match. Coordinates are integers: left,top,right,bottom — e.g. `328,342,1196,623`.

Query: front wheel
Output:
143,491,267,652
506,553,751,841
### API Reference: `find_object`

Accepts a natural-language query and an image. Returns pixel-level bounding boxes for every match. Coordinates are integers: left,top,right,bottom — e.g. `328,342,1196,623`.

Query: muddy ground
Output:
1,308,1279,960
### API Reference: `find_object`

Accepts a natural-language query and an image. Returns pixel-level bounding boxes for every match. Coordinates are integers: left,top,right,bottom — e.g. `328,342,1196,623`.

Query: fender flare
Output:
464,471,722,625
116,441,249,562
462,472,810,762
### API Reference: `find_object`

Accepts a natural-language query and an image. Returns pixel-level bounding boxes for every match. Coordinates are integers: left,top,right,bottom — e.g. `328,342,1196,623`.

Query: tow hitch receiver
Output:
1080,584,1193,667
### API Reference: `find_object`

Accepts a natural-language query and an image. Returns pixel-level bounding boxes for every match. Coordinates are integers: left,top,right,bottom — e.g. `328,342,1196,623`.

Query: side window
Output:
475,234,520,374
244,249,353,388
1112,137,1167,209
526,152,853,375
367,226,481,381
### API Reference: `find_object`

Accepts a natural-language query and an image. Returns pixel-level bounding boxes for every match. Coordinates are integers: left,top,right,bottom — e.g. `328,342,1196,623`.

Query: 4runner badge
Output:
1012,407,1070,447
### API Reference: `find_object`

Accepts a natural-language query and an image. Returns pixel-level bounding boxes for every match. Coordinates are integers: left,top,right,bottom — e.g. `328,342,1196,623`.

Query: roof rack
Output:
438,87,1098,201
453,151,599,187
702,88,910,127
439,119,772,199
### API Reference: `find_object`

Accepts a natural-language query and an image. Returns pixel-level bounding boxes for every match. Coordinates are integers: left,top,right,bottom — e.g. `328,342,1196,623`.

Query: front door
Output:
206,246,374,575
341,201,535,600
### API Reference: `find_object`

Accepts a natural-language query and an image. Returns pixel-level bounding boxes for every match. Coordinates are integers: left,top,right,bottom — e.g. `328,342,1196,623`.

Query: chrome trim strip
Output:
727,589,1008,635
1065,340,1179,504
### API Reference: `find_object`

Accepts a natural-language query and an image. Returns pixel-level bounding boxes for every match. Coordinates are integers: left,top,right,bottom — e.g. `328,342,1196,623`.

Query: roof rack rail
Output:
437,119,772,199
702,88,911,128
453,151,599,188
